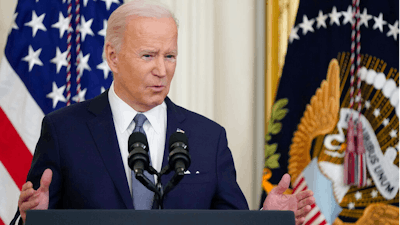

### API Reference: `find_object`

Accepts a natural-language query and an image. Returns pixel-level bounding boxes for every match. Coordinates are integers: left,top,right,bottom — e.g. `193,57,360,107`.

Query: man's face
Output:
107,16,178,112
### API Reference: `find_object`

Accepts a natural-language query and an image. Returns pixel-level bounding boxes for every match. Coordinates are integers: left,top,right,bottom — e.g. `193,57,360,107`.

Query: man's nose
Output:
153,57,167,77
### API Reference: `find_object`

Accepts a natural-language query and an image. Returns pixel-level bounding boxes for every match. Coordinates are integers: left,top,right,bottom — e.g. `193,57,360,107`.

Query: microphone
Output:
128,132,159,196
128,132,150,174
168,131,191,175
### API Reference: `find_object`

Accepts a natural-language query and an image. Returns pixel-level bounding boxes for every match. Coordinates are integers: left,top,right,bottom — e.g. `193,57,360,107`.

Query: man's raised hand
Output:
263,173,315,225
18,169,52,224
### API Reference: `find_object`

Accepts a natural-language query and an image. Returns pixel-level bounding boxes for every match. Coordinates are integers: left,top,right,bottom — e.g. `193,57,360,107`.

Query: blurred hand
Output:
263,173,314,225
18,169,52,224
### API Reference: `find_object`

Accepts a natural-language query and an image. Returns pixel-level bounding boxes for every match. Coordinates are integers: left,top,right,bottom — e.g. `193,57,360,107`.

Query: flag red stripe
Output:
0,107,33,190
302,203,317,225
293,177,304,192
0,216,5,225
319,220,327,225
305,211,321,225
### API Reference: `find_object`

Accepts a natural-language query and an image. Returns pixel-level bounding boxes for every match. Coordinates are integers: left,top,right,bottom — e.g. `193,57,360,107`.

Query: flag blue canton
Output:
5,0,123,115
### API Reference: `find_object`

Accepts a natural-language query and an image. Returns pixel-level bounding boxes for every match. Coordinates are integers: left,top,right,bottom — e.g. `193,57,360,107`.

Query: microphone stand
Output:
137,164,185,209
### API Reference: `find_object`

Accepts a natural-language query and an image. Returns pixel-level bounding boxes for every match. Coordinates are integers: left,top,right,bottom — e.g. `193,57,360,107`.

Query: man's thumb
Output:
271,173,291,195
39,168,53,192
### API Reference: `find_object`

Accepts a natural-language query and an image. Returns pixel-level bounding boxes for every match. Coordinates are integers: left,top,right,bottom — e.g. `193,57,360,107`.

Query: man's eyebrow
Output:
138,49,158,55
138,49,178,55
168,50,178,55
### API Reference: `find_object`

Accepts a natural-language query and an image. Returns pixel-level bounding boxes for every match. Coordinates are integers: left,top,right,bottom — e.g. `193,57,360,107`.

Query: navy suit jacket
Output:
11,91,248,224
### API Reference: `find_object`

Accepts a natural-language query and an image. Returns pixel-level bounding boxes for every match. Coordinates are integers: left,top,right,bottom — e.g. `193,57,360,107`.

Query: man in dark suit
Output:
13,1,314,225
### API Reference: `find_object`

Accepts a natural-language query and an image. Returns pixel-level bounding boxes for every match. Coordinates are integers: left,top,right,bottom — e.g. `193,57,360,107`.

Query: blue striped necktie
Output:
131,113,155,209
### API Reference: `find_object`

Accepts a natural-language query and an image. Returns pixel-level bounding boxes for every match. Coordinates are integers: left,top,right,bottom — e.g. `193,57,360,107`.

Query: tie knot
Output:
133,114,147,133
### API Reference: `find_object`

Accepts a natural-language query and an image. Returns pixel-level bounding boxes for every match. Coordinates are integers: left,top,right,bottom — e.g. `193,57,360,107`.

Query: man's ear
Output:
105,42,118,74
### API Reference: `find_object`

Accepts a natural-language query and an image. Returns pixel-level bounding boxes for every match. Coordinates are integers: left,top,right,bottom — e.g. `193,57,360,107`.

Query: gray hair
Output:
102,0,178,60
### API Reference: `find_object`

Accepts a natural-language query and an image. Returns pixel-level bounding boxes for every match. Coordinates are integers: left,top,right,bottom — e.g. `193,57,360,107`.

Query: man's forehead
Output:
121,16,178,52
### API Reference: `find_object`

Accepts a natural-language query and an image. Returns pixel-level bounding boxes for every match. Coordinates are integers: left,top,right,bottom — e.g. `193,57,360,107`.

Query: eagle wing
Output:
288,59,340,184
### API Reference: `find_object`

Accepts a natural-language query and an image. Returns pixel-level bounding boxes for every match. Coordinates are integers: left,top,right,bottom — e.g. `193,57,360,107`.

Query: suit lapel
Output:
86,91,133,209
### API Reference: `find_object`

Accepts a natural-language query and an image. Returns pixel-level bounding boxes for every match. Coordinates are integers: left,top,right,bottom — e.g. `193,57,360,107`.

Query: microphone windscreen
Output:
169,132,189,149
128,132,148,152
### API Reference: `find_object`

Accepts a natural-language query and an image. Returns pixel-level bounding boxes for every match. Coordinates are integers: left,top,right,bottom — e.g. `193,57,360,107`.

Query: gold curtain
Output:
265,0,299,134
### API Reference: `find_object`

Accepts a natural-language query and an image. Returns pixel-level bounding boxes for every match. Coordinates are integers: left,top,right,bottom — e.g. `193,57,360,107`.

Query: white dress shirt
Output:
108,82,167,196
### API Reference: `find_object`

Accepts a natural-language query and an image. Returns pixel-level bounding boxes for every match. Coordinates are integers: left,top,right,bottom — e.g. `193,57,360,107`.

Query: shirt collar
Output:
108,82,166,134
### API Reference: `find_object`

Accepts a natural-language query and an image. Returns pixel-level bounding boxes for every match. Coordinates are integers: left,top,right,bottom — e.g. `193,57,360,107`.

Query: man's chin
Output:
147,95,167,108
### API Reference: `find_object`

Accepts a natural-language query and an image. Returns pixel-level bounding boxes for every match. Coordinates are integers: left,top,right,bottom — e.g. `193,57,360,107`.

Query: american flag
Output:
0,0,122,224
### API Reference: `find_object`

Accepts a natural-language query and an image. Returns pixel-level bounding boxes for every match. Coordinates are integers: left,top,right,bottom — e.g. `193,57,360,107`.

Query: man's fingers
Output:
296,190,313,201
295,217,306,225
19,197,40,212
39,169,53,193
20,197,40,224
18,188,35,205
295,205,312,219
298,196,315,210
21,182,33,192
271,173,291,195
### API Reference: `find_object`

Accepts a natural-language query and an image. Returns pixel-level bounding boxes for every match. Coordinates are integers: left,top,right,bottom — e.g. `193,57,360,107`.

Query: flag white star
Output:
299,15,315,35
373,108,380,117
51,47,69,73
79,15,94,42
289,26,300,43
72,88,87,102
387,20,399,41
101,86,106,93
24,11,47,37
101,0,120,11
83,0,89,7
329,6,341,26
11,13,19,30
382,118,390,127
371,190,378,198
390,129,398,138
46,82,66,108
366,178,372,186
358,8,372,28
365,100,371,109
354,191,362,200
342,6,354,25
373,13,387,33
316,10,328,29
77,52,91,76
348,202,355,210
97,60,111,79
52,12,71,38
98,20,107,37
22,45,43,72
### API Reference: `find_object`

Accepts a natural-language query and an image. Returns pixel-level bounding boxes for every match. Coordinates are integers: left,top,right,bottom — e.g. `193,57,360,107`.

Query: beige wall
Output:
0,0,17,61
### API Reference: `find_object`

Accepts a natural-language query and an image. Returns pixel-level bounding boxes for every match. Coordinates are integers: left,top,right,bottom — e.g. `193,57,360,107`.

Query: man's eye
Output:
166,55,176,60
142,54,153,60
